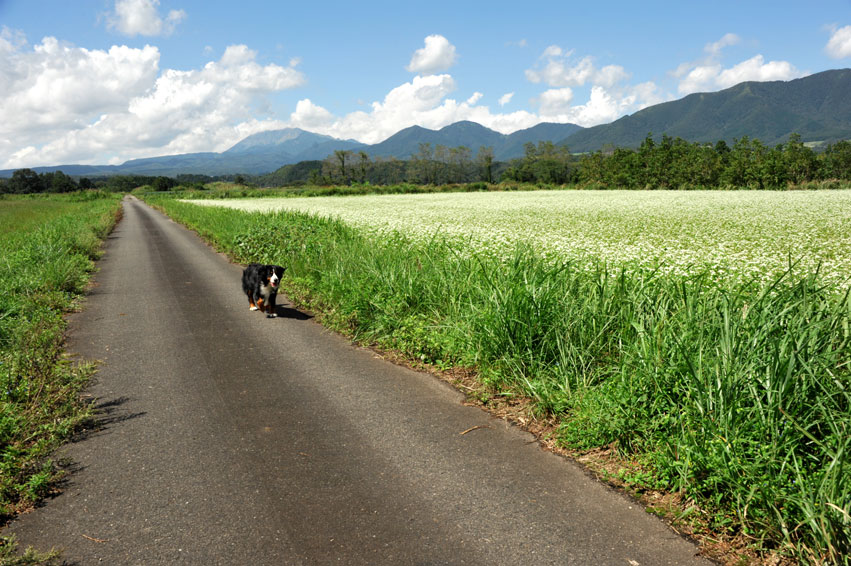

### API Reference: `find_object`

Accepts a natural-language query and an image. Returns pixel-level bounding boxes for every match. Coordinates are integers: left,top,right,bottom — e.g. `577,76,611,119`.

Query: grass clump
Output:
0,536,59,565
151,196,850,564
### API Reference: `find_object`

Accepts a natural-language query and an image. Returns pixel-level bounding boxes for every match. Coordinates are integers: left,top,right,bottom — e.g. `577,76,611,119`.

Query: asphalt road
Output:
6,196,713,565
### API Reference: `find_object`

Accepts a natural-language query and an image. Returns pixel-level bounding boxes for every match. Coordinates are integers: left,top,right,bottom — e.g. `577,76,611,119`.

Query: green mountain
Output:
368,121,505,158
367,121,583,160
562,68,851,151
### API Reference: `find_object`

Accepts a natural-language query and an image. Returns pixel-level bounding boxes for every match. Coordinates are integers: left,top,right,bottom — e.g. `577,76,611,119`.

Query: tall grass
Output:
152,197,850,564
0,192,122,524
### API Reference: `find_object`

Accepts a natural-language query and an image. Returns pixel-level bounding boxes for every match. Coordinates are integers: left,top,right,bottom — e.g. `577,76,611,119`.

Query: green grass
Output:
0,192,122,532
0,536,59,565
149,193,850,565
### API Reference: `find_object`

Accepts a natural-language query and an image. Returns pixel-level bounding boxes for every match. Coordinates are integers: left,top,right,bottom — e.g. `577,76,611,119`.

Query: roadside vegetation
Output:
146,192,850,565
0,192,122,562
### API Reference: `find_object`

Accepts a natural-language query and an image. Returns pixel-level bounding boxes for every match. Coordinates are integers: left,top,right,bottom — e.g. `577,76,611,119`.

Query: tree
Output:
47,170,77,193
334,150,353,184
8,168,44,194
358,151,370,183
477,146,494,183
434,144,449,184
820,140,851,180
152,176,175,191
782,133,817,185
410,143,435,184
449,146,472,183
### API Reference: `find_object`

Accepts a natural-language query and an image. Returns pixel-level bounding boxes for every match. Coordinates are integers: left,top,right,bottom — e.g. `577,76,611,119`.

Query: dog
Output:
242,263,286,318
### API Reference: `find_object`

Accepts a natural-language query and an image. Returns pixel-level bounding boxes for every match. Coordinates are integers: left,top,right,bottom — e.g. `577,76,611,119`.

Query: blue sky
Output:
1,0,850,168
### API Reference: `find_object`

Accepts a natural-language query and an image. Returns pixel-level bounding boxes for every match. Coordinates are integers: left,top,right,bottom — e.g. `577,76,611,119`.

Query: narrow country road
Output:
7,197,712,565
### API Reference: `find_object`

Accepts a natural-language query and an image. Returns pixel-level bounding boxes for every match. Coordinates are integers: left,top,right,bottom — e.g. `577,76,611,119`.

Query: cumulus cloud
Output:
406,35,458,74
0,34,306,168
522,45,663,127
466,92,483,105
278,73,541,145
675,34,804,95
498,92,514,106
677,54,803,94
290,99,335,130
825,24,851,58
525,46,629,88
705,33,741,57
107,0,186,37
535,84,660,126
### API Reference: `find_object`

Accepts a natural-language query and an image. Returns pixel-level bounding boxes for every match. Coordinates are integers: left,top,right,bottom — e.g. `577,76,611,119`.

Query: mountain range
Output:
3,68,850,178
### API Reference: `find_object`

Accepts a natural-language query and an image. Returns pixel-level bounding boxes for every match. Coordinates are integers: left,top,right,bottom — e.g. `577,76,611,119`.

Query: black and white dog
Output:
242,263,286,318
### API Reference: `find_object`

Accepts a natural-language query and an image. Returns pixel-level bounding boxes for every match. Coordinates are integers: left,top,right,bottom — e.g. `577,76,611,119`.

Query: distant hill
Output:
562,68,851,151
499,122,584,158
107,129,367,176
368,121,504,159
367,121,583,160
2,69,850,177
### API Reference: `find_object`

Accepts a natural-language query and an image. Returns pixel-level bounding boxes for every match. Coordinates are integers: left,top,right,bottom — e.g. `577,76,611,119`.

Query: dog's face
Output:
264,265,285,289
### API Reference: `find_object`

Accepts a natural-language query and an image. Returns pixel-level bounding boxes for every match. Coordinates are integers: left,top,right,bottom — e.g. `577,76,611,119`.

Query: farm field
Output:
188,190,851,289
157,189,851,565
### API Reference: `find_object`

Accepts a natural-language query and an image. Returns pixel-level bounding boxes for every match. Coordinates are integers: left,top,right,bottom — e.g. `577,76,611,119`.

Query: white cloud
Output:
0,34,306,168
825,24,851,58
675,33,804,95
277,73,542,145
522,44,662,127
717,55,802,87
536,84,661,127
498,92,514,106
107,0,186,37
406,35,458,74
678,54,803,94
290,99,334,129
525,47,629,88
466,92,483,105
2,28,668,167
542,45,564,58
705,33,741,57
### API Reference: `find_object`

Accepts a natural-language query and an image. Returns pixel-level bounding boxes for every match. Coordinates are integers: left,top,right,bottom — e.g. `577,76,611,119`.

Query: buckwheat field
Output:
191,190,851,288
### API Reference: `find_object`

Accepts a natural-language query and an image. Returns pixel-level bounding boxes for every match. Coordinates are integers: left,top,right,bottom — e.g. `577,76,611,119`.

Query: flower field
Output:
189,190,851,289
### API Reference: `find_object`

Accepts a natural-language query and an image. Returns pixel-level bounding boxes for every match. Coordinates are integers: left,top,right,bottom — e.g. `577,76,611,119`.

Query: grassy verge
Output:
148,196,850,565
137,180,568,200
0,192,122,563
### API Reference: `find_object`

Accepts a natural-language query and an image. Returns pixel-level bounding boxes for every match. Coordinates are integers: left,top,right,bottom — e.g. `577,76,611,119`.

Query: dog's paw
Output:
249,306,259,311
266,313,277,318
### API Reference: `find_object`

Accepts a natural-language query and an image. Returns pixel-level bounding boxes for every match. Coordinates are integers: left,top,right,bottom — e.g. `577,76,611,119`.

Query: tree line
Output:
301,144,504,186
3,133,850,193
262,134,851,189
0,171,214,194
573,134,851,189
